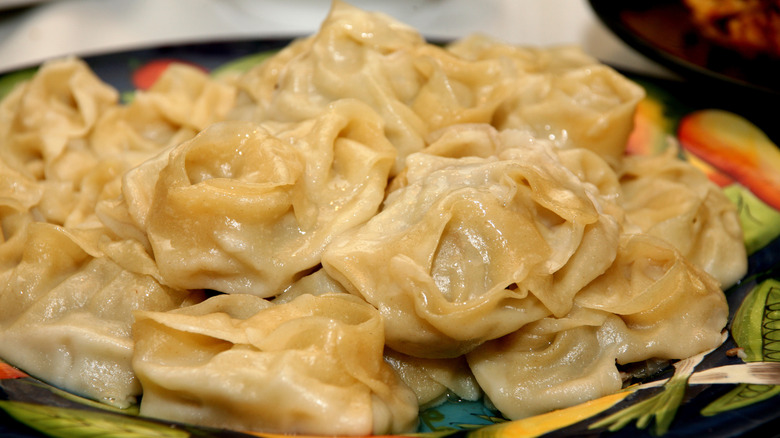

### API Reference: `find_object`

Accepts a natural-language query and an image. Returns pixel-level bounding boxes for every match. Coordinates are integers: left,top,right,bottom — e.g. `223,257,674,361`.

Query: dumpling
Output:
0,222,201,407
144,99,395,296
0,58,119,227
466,307,623,420
90,63,237,168
235,0,643,176
0,58,203,408
446,34,645,165
574,233,729,363
132,293,419,436
493,64,644,166
323,138,619,358
468,233,728,420
446,34,600,75
234,0,425,174
618,147,747,287
0,58,118,182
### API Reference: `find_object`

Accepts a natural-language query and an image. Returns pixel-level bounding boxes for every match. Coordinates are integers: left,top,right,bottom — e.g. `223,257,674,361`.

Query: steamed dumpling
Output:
466,308,623,420
143,100,394,296
619,147,747,287
468,233,728,420
323,137,619,358
0,222,201,407
574,233,728,363
0,58,203,407
132,293,419,435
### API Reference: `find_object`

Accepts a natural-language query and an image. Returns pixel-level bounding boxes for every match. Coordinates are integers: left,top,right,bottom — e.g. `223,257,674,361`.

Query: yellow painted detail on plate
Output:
469,391,630,438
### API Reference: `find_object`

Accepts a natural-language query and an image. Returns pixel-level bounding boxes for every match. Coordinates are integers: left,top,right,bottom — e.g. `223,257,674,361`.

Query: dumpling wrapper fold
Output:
132,293,419,436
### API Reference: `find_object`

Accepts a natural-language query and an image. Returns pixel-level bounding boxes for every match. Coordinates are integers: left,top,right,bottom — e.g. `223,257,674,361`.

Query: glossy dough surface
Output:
133,293,418,435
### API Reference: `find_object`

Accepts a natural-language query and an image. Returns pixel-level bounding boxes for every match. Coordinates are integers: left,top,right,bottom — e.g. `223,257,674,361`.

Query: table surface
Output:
0,0,678,78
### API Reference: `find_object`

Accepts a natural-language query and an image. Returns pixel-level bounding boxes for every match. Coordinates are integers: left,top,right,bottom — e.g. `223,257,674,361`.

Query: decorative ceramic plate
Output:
588,0,780,98
1,39,780,438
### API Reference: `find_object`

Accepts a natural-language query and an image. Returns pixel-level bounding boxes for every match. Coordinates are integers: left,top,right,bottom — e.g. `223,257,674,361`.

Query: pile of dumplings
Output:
0,1,747,436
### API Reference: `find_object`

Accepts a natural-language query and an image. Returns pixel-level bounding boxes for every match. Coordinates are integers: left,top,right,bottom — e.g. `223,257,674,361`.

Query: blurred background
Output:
0,0,677,77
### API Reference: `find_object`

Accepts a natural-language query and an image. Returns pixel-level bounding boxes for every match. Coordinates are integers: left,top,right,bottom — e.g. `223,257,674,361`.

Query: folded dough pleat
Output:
323,138,618,358
619,147,747,287
575,233,728,363
132,293,419,436
468,233,727,420
467,308,623,420
384,348,482,408
0,222,200,407
146,99,395,296
234,1,425,175
447,34,645,165
0,58,118,181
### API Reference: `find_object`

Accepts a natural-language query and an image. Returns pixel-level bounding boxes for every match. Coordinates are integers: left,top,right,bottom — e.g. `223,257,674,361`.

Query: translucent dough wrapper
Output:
469,234,728,420
323,139,619,358
384,349,482,408
467,311,623,420
619,147,747,287
0,58,203,407
0,222,201,407
0,59,119,227
575,233,729,363
415,125,626,222
274,268,349,304
447,34,645,165
234,1,426,174
91,63,236,168
235,2,639,175
0,58,118,182
132,293,419,436
493,64,645,166
145,100,395,296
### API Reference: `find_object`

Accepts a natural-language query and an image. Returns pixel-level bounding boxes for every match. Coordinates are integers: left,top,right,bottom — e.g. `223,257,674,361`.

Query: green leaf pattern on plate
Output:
0,400,188,438
588,349,710,436
702,279,780,416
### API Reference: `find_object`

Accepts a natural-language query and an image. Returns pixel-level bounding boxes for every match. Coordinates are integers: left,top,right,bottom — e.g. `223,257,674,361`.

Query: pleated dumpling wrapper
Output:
132,293,419,435
0,221,202,407
134,100,394,297
467,233,728,420
235,1,642,174
0,58,204,407
322,137,620,358
618,147,747,287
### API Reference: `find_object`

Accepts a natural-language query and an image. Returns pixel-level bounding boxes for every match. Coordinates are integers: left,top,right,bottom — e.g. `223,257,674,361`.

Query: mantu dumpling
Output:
492,63,644,166
446,34,644,165
466,308,623,420
132,293,419,436
234,0,425,174
468,233,728,420
0,58,117,182
142,100,395,296
618,147,747,287
322,138,620,358
233,0,642,175
0,221,201,407
574,233,728,363
91,62,236,168
0,58,119,227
